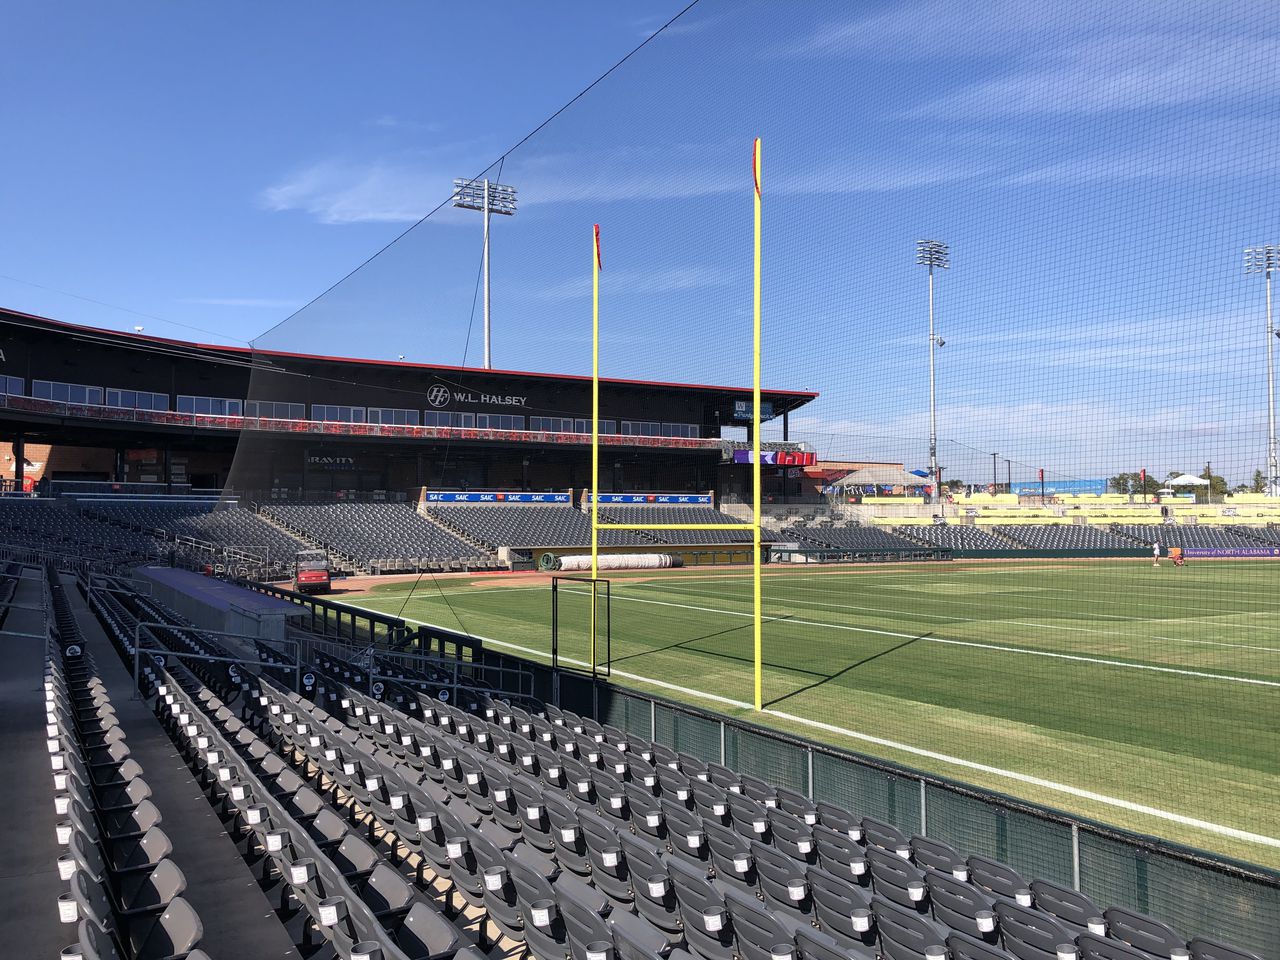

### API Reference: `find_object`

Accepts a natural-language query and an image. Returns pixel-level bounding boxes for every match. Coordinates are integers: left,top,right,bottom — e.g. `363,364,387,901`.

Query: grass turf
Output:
345,559,1280,867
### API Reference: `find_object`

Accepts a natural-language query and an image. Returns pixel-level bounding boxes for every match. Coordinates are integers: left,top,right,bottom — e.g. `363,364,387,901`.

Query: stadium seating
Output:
425,504,647,549
598,506,754,545
43,568,210,959
995,525,1137,550
84,499,306,560
0,498,161,563
1112,525,1264,549
780,524,921,551
262,502,496,573
894,525,1016,551
66,565,1264,960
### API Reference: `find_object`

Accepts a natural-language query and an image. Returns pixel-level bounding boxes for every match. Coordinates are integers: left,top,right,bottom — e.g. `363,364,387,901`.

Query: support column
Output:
782,410,789,441
164,446,173,494
114,447,126,483
13,434,24,491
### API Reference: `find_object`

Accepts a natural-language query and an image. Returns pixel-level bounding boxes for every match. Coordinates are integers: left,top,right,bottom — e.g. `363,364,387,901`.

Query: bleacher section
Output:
67,571,1265,960
894,525,1015,551
84,499,306,561
0,498,160,564
781,524,920,551
1112,524,1266,550
262,502,496,573
996,524,1137,550
427,503,753,550
425,504,647,549
598,505,754,545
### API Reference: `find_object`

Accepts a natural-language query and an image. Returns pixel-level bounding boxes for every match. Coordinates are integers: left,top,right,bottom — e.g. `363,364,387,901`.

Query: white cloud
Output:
528,265,730,303
368,115,444,133
904,34,1280,120
260,158,453,224
260,142,1002,226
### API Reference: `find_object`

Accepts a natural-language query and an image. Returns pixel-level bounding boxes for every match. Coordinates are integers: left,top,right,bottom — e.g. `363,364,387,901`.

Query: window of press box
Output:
620,420,699,438
530,416,615,434
476,414,526,430
367,407,420,426
245,400,305,420
0,376,23,396
177,395,242,416
105,388,169,411
423,411,476,428
32,380,104,405
312,404,366,423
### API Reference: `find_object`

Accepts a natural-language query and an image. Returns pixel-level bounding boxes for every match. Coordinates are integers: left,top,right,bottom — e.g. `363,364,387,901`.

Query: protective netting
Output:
224,0,1278,949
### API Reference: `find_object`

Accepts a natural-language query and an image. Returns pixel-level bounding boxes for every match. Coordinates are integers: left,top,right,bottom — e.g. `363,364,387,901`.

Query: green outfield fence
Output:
534,664,1280,958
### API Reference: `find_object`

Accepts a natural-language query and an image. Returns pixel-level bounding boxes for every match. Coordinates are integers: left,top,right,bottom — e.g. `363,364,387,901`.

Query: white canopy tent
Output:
1167,473,1212,503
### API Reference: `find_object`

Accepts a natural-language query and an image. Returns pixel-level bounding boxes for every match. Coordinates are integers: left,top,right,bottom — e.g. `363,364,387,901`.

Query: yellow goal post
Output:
589,138,765,710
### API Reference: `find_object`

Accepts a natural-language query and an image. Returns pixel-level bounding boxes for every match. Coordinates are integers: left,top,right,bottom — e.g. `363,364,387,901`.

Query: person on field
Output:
1152,541,1161,567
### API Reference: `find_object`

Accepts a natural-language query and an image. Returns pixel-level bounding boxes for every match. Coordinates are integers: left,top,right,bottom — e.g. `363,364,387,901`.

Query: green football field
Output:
345,559,1280,867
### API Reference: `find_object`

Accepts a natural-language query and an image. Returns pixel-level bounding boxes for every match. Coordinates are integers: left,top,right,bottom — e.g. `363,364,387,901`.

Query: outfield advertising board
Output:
584,493,713,504
1010,478,1108,496
423,491,572,503
1183,547,1280,558
730,450,816,466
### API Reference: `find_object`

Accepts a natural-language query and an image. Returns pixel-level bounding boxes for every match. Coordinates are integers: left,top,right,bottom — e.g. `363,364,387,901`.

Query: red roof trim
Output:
1,307,819,400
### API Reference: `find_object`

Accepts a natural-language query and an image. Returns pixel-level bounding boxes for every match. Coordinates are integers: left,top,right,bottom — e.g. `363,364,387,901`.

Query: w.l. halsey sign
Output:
427,382,527,409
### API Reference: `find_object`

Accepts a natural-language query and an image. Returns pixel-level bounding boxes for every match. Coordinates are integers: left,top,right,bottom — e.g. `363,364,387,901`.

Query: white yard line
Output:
550,589,1280,688
364,605,1280,852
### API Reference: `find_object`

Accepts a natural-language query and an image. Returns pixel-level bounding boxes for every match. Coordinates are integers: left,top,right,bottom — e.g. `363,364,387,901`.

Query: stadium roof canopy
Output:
833,465,928,487
0,307,818,417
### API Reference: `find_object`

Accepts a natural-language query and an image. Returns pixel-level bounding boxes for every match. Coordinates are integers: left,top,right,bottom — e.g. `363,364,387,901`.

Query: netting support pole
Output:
591,225,601,667
1071,823,1081,889
919,779,928,836
752,138,763,712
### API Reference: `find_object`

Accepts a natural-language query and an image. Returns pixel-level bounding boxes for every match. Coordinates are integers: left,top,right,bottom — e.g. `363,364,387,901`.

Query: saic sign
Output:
585,493,714,505
423,491,572,503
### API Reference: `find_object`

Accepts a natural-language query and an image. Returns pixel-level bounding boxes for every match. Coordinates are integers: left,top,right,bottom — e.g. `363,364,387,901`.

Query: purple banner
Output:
1183,547,1280,558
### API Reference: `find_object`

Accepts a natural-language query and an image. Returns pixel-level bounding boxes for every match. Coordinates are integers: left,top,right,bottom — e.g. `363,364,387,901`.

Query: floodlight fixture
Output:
453,177,520,368
917,240,950,506
1245,245,1280,496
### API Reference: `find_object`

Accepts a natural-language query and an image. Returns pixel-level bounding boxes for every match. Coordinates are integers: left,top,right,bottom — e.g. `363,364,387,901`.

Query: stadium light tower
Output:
1245,245,1280,496
917,240,949,504
453,177,518,369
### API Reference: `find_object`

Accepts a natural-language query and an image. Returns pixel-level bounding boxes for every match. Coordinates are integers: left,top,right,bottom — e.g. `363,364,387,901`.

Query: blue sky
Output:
3,1,1278,483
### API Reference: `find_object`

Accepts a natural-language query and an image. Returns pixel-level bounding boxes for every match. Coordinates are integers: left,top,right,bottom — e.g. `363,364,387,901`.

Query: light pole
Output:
453,178,518,369
991,452,998,493
917,240,949,505
1245,245,1280,496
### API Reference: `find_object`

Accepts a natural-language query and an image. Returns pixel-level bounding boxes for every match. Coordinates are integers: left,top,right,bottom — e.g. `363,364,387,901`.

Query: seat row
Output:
81,574,1261,960
254,673,1258,960
44,583,208,960
144,654,488,960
